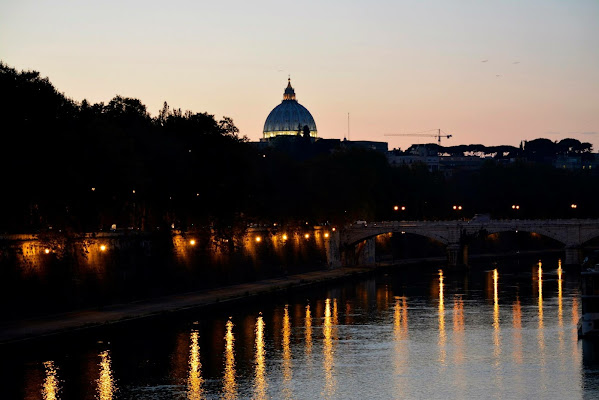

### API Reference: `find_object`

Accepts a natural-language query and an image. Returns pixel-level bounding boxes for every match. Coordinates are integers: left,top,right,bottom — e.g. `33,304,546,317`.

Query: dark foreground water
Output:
3,255,599,399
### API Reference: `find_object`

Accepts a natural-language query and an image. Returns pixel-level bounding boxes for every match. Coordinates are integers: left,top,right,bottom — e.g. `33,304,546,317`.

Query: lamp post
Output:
511,204,520,219
393,205,406,220
452,205,463,220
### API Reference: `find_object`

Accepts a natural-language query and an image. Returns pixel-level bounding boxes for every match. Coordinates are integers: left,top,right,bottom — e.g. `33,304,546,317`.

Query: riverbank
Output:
1,265,379,345
0,249,567,344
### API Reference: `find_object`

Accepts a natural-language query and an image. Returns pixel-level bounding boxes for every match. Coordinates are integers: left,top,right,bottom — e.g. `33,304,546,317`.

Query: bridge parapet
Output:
340,219,599,267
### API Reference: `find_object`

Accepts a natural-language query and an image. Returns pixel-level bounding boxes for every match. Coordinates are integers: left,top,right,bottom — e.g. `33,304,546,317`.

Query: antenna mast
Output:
348,112,350,141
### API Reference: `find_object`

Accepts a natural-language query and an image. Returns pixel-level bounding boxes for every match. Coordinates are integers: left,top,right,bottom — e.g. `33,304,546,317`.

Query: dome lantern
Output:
283,78,296,101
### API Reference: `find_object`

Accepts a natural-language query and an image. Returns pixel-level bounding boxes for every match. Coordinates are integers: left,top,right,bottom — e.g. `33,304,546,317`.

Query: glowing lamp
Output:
189,239,196,246
100,245,107,252
255,236,262,243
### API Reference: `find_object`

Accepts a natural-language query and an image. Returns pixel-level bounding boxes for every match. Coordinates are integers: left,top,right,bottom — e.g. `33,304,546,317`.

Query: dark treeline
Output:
404,137,593,161
2,62,599,235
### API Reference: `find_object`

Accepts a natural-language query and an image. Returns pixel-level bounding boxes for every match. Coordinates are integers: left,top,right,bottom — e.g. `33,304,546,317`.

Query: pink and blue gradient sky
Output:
2,0,598,150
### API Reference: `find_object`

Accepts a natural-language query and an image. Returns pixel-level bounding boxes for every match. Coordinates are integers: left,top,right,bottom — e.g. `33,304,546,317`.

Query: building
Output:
254,79,388,156
262,78,317,139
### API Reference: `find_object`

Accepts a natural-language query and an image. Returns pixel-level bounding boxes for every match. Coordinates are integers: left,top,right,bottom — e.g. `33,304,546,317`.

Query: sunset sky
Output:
2,0,598,150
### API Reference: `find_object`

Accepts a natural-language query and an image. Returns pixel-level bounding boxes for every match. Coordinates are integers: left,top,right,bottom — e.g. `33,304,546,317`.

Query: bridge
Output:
328,219,599,267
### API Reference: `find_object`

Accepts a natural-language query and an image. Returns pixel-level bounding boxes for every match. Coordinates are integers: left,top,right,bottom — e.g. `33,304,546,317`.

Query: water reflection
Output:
42,361,60,400
393,297,409,395
572,296,581,367
512,298,523,364
254,314,268,400
7,258,593,399
537,262,545,359
97,350,116,400
493,269,501,359
438,269,446,365
223,319,237,400
187,331,204,400
453,295,466,397
305,304,312,357
282,305,293,400
323,298,336,399
557,260,565,365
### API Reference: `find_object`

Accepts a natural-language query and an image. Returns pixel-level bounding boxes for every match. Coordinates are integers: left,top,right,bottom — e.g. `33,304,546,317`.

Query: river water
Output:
3,255,599,399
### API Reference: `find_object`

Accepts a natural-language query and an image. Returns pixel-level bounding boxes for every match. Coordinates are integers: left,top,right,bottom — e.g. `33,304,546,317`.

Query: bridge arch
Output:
343,227,451,248
480,227,567,246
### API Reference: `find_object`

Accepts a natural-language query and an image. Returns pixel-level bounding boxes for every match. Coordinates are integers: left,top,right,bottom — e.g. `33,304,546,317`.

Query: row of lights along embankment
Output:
187,228,336,247
44,244,108,254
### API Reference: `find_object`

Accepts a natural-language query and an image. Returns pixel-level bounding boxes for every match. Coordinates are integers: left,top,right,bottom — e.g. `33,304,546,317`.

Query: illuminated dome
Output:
263,79,317,138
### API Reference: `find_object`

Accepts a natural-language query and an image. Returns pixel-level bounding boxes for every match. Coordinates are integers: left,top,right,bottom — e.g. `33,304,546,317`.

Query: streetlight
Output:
452,205,463,220
255,236,262,243
189,239,196,246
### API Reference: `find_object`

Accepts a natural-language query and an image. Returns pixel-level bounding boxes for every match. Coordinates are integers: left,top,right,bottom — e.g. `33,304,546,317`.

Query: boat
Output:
578,263,599,338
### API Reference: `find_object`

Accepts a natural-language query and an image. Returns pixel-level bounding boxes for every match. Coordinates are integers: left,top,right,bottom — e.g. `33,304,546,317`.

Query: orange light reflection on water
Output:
438,270,446,365
393,296,409,395
323,298,336,399
187,331,203,400
282,305,293,400
512,298,523,364
222,319,237,400
305,305,312,357
537,262,545,352
42,361,60,400
493,269,501,359
254,315,267,400
97,350,116,400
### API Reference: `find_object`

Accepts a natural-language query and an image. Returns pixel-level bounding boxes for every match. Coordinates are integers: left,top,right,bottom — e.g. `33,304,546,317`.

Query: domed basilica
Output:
263,79,317,139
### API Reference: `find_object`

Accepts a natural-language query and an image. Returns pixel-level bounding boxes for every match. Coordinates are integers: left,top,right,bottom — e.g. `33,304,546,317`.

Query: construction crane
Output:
384,129,452,145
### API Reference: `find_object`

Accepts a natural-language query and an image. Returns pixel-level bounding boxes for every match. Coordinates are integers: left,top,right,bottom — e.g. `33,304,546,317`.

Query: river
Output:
2,255,598,399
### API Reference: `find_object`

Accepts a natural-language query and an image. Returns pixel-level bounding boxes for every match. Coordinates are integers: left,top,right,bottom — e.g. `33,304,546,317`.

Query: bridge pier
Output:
447,244,460,267
325,230,341,269
446,243,468,267
340,237,376,267
565,245,582,266
356,237,376,266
